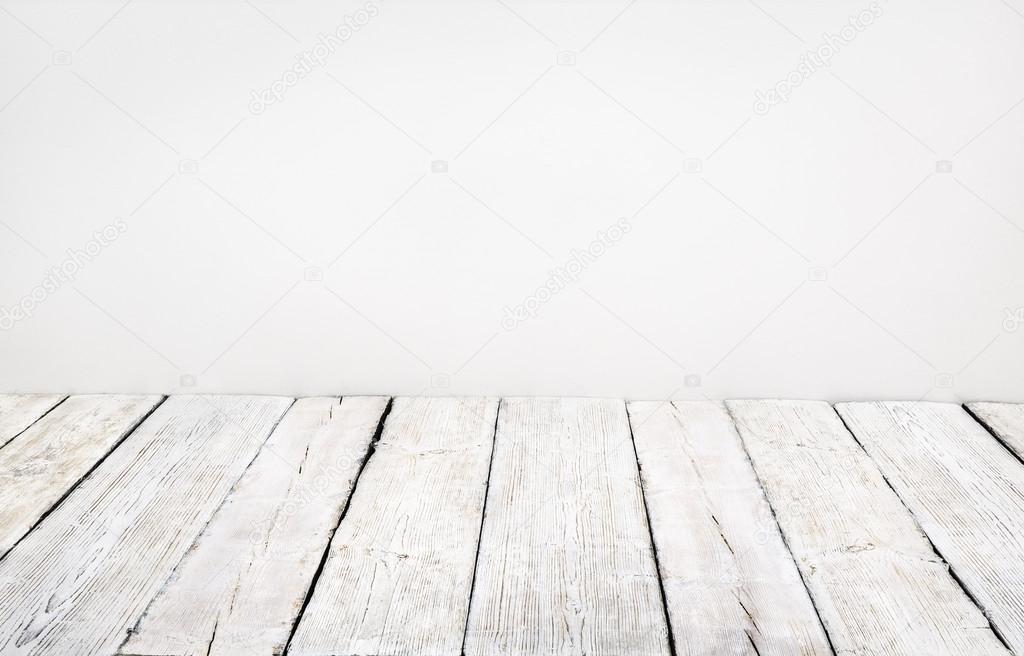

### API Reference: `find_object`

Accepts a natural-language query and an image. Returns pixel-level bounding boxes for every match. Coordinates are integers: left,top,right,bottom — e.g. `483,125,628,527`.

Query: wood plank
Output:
836,401,1024,653
0,393,66,449
464,398,670,656
289,397,498,656
966,401,1024,460
0,394,292,656
120,396,389,656
0,394,162,558
628,400,831,655
728,400,1008,656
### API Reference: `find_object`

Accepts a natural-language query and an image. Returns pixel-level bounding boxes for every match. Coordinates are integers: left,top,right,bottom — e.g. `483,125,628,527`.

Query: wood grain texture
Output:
464,398,670,656
0,394,292,656
289,397,498,656
628,400,830,656
729,400,1008,656
966,402,1024,460
120,396,389,656
0,393,66,449
836,401,1024,653
0,394,162,558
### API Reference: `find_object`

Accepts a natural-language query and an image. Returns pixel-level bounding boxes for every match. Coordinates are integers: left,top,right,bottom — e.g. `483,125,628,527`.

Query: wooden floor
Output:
1,396,1023,655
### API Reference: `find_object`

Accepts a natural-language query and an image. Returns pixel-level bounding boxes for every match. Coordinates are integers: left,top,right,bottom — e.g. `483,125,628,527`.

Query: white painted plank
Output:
729,400,1008,656
967,401,1024,460
0,394,162,558
120,396,388,656
290,397,498,656
837,401,1024,653
465,398,670,656
628,400,830,656
0,393,66,449
0,394,292,656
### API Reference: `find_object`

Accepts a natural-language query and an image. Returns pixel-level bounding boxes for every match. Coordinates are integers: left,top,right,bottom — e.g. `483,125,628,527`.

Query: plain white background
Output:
1,0,1022,401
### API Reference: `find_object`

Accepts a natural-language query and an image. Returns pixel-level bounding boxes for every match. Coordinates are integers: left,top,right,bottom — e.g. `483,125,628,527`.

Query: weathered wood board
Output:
289,397,498,656
0,394,162,558
0,395,292,656
464,398,670,656
0,393,66,449
120,396,389,656
837,401,1024,653
629,400,831,655
729,400,1008,656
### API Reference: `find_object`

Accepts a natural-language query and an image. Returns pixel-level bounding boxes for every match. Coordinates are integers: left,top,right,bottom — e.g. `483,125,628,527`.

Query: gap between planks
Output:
624,402,678,656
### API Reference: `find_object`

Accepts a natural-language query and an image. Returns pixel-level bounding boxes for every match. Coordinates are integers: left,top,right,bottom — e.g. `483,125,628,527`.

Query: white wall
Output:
1,0,1022,401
